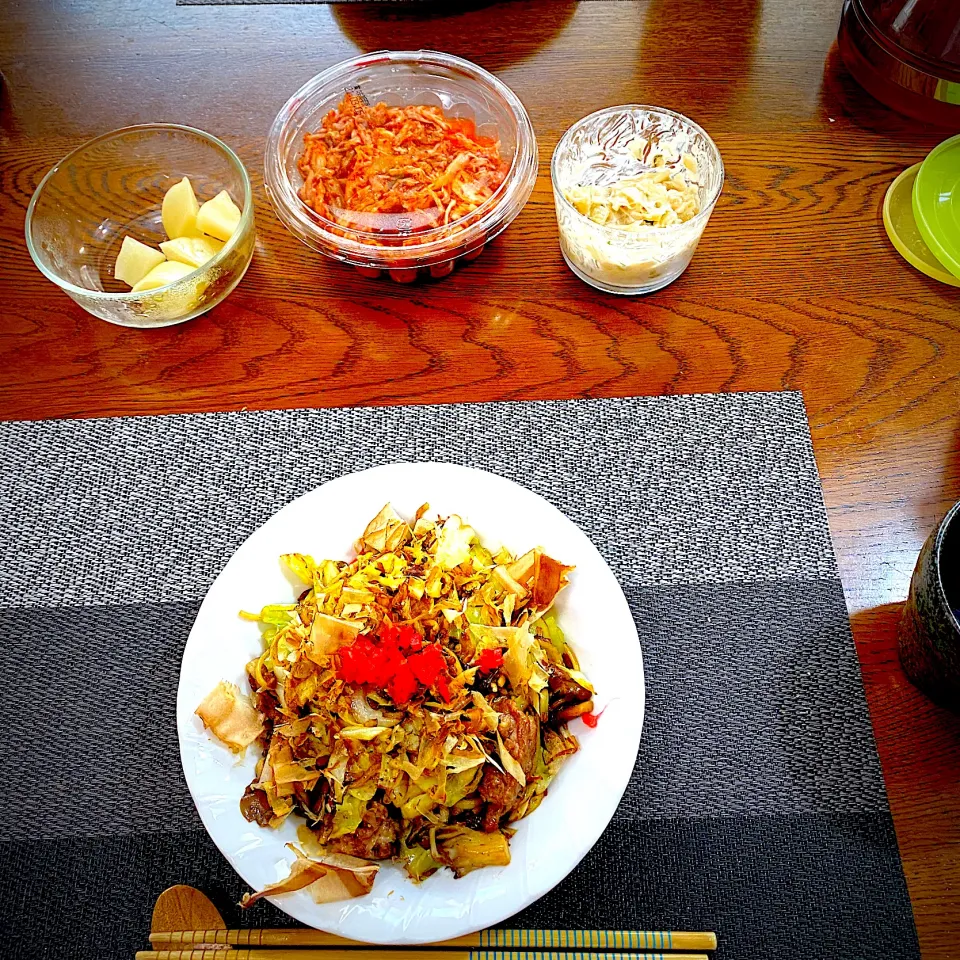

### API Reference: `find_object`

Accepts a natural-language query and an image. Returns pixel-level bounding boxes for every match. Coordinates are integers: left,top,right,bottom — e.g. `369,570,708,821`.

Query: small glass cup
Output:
25,124,255,328
551,105,723,295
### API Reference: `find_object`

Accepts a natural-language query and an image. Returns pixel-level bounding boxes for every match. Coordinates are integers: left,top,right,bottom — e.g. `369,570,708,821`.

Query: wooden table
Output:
2,0,958,954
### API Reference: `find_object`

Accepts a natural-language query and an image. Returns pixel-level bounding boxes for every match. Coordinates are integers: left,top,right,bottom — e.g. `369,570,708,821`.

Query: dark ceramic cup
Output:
899,500,960,711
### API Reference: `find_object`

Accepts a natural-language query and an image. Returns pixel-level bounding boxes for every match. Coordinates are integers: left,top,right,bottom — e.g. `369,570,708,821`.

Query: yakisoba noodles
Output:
197,503,596,905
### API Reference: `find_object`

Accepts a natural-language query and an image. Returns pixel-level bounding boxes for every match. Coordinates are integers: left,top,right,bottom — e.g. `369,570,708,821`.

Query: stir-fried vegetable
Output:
198,502,595,899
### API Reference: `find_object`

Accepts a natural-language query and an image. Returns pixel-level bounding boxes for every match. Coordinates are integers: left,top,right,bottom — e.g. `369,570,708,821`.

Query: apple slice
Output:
196,189,241,241
162,177,201,239
131,259,195,292
114,236,165,287
160,235,224,269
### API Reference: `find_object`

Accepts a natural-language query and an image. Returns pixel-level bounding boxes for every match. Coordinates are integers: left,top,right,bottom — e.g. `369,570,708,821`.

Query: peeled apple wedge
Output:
162,177,201,239
131,259,196,292
160,235,224,269
196,190,241,241
114,236,165,287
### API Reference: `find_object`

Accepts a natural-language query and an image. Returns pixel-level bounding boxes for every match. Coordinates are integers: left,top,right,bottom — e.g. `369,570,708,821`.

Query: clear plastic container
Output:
265,50,538,283
25,124,255,328
551,106,723,295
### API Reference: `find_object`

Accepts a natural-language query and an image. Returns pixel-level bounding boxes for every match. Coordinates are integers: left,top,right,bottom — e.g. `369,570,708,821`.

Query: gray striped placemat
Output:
0,392,918,959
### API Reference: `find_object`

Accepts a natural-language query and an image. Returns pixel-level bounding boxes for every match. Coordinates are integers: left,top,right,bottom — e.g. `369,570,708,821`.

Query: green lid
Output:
884,162,960,287
912,134,960,280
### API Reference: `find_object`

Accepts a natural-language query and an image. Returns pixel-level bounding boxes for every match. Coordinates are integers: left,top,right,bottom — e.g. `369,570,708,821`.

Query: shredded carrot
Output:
297,94,508,237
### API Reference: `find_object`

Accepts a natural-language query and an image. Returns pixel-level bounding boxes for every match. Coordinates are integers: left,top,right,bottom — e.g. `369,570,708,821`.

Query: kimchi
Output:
297,94,509,236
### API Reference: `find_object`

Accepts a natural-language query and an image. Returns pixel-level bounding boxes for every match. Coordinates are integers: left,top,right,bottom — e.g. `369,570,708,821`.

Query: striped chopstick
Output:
137,952,711,960
149,929,717,951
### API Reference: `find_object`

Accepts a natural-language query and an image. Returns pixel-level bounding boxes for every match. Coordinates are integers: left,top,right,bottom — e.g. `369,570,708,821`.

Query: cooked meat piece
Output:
239,786,273,827
255,689,281,726
547,662,592,724
495,696,539,776
547,661,592,703
479,766,522,830
327,801,399,860
479,698,539,831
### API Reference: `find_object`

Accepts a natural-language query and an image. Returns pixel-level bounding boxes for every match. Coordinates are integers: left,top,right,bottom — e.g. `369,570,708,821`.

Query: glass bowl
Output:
551,105,723,295
264,50,538,283
26,124,255,328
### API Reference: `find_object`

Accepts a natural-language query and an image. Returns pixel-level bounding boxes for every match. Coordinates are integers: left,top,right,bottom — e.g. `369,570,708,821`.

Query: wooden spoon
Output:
151,885,227,949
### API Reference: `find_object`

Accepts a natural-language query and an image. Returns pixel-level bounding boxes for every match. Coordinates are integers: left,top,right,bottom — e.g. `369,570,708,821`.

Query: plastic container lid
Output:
884,161,960,287
912,134,960,279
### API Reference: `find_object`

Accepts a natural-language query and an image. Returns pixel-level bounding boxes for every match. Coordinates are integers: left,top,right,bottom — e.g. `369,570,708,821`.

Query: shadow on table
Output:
0,70,18,137
849,601,960,749
333,0,577,68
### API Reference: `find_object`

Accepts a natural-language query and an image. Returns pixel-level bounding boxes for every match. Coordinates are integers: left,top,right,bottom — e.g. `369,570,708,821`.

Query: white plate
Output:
177,462,644,943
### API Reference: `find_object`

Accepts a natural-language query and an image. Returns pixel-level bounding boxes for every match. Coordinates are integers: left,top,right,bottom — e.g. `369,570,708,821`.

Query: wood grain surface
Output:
1,1,959,955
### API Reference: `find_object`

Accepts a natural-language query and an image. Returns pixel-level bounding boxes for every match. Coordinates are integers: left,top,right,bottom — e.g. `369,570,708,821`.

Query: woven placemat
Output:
0,393,918,959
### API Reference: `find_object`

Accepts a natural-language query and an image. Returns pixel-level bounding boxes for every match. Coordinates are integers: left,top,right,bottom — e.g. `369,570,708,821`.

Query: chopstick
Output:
146,888,718,960
137,952,711,960
149,929,717,951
